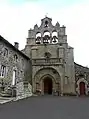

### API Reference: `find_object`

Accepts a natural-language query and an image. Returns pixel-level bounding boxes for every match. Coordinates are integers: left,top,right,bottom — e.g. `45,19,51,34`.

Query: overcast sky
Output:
0,0,89,67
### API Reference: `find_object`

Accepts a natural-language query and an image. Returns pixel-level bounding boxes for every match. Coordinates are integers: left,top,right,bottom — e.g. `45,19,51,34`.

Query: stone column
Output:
41,80,44,95
50,32,52,43
60,74,64,96
59,65,64,96
32,78,36,93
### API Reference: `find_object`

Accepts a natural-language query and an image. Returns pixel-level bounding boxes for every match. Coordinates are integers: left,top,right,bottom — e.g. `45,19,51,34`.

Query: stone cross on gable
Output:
45,13,48,17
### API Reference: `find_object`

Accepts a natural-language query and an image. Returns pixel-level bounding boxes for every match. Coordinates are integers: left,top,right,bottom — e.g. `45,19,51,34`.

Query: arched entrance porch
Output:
43,77,52,95
33,67,61,95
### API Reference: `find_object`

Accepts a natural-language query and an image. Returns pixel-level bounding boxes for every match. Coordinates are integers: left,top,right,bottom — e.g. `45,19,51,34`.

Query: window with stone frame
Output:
12,70,16,86
3,48,8,56
0,65,6,77
14,54,18,62
21,59,24,69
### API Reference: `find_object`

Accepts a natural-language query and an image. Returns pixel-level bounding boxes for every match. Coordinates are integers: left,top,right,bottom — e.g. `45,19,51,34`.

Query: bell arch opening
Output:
52,31,58,44
43,31,50,43
35,32,41,44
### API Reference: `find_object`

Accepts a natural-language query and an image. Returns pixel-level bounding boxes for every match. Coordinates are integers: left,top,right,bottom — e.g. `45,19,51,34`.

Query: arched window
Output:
43,31,50,44
36,32,41,44
0,65,6,77
52,31,58,44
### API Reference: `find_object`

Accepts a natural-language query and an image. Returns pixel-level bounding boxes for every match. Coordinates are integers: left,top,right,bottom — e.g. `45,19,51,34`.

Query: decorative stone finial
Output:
56,22,60,27
34,24,38,30
45,13,48,17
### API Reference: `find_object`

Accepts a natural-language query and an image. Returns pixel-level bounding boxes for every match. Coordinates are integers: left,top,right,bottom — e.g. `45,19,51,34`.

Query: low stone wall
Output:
16,82,32,100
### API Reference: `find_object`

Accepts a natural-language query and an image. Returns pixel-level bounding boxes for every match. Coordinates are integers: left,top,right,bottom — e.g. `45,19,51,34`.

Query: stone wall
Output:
74,63,89,95
16,81,32,100
0,40,32,97
75,63,89,82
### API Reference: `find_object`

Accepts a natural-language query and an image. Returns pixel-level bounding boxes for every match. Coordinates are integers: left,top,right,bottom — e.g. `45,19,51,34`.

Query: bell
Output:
36,37,41,44
43,40,49,43
36,41,40,44
53,39,56,43
52,36,58,43
43,35,49,44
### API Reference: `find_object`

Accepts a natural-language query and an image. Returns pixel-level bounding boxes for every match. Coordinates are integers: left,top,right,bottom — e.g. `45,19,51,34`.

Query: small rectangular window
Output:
21,59,24,65
3,48,8,56
0,65,6,77
14,54,18,62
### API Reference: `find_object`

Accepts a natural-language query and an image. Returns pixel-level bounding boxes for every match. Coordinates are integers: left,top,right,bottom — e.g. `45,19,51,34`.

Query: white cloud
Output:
0,1,89,66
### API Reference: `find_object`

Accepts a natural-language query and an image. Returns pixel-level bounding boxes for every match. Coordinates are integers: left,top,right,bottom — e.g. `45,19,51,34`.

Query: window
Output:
3,48,8,56
14,54,18,62
0,65,6,77
21,59,24,68
12,70,16,85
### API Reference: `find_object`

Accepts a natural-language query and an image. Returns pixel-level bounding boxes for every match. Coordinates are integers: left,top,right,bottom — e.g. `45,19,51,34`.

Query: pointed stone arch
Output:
33,67,61,95
41,74,54,95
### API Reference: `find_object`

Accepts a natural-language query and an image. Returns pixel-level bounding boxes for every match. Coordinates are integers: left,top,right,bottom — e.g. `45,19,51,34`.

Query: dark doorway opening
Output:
79,82,85,95
44,77,52,95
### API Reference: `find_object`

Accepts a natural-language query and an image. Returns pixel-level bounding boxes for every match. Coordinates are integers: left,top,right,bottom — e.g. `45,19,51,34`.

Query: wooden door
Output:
79,82,85,95
44,77,52,94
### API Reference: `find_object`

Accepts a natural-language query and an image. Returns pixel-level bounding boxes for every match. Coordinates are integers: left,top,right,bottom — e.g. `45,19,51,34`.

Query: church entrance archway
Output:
79,82,85,95
33,67,61,95
44,77,52,95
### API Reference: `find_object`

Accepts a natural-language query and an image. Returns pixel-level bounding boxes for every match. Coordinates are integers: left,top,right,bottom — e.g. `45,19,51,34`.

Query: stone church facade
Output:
0,16,89,98
22,16,89,96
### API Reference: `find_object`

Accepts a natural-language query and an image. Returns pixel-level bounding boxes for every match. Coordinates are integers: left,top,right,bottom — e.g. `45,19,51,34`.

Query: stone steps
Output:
0,97,13,104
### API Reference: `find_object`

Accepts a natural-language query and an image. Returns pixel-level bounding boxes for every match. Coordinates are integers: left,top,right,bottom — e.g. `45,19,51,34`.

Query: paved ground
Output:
0,96,89,119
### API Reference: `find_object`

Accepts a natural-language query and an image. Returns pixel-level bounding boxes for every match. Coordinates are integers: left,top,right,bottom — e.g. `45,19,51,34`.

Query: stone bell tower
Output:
24,16,76,95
